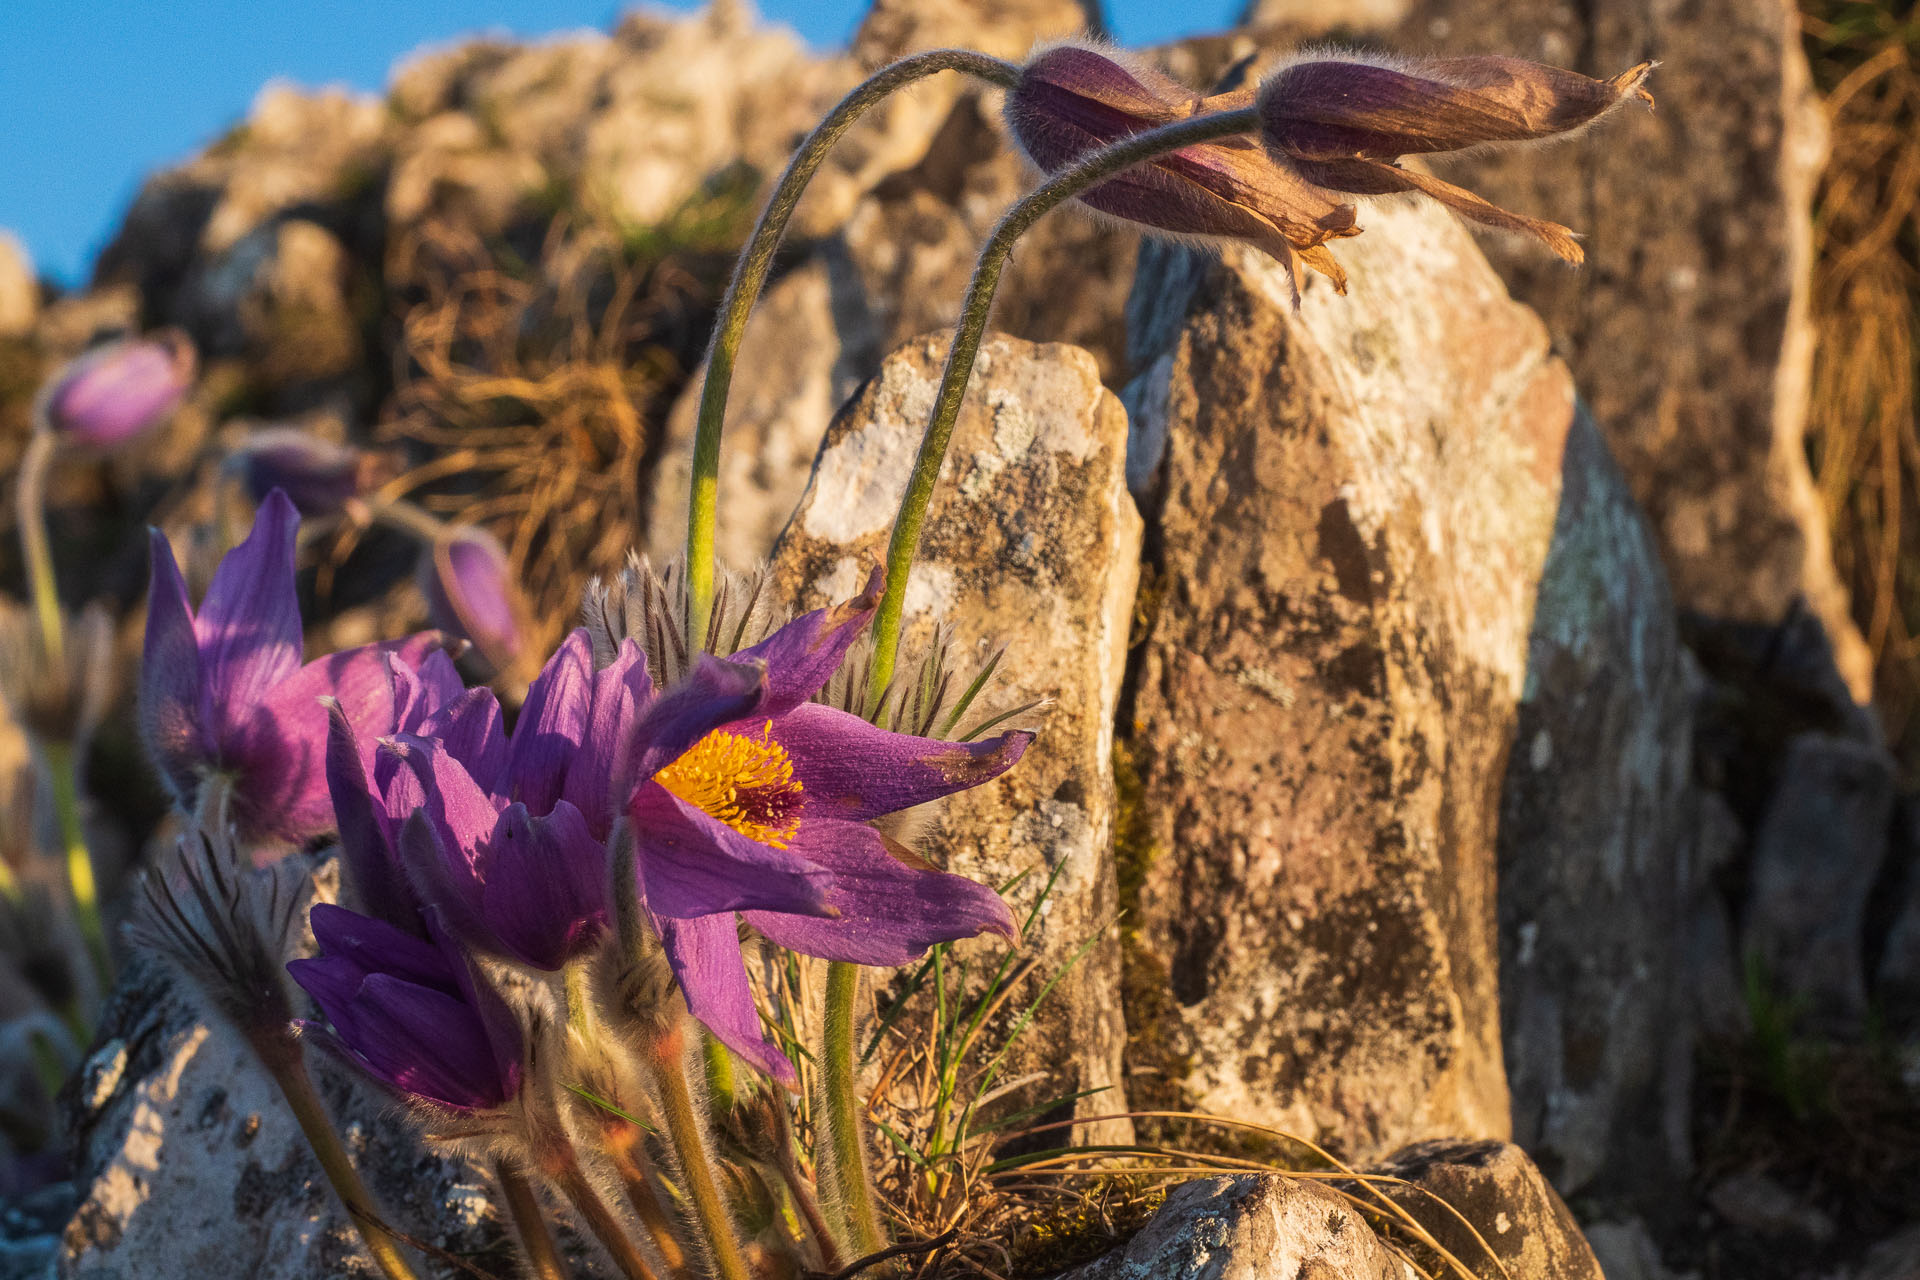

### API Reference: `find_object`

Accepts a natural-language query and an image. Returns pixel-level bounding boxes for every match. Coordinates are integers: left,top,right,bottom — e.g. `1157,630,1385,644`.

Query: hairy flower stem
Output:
866,105,1263,699
271,1051,422,1280
603,1129,692,1280
683,48,1021,647
42,740,108,989
537,1131,660,1280
16,432,65,673
496,1158,569,1280
648,1020,752,1280
819,961,886,1259
768,1096,843,1270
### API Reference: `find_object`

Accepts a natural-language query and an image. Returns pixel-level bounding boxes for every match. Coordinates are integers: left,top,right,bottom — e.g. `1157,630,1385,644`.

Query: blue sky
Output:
0,0,1239,287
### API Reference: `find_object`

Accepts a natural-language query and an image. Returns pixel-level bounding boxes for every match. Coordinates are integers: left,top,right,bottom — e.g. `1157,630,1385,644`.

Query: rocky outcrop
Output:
768,332,1140,1144
1121,197,1580,1159
1493,409,1698,1197
0,235,37,341
1062,1145,1599,1280
1373,1139,1602,1280
57,944,502,1279
1386,0,1867,698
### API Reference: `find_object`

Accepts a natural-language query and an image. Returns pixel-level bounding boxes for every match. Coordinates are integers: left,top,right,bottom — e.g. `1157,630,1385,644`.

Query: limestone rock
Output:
1371,1139,1603,1280
0,234,37,340
1742,732,1896,1030
57,887,505,1278
768,332,1140,1144
1062,1175,1419,1280
853,0,1099,64
1387,0,1868,697
1494,408,1697,1196
1123,199,1575,1158
645,258,877,570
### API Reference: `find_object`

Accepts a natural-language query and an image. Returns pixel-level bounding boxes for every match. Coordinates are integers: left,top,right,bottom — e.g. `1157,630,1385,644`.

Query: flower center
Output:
654,721,806,848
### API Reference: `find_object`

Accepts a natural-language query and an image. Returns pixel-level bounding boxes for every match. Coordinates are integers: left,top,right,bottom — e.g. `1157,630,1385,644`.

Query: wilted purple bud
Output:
289,903,524,1112
1258,54,1656,263
422,525,527,673
1005,41,1361,298
38,330,196,448
230,428,382,518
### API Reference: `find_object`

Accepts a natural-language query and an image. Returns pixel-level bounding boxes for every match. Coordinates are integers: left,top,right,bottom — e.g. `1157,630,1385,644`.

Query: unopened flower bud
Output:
230,427,386,518
422,524,528,673
1258,54,1655,263
37,330,196,448
1005,41,1360,300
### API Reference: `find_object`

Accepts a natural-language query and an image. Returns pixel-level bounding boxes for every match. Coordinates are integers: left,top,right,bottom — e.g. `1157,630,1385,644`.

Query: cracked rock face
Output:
1384,0,1865,698
769,332,1141,1145
56,871,506,1280
1121,198,1580,1160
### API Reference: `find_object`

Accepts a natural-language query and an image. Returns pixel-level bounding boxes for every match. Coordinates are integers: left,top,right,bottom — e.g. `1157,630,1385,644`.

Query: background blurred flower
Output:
35,330,196,448
142,489,449,850
422,525,529,677
228,427,386,519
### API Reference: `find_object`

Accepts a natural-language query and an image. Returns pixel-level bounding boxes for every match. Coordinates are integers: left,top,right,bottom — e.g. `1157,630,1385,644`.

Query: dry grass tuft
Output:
372,216,704,654
1803,3,1920,751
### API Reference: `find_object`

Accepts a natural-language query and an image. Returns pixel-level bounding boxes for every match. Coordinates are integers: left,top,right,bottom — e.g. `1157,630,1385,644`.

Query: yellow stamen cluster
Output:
654,721,806,848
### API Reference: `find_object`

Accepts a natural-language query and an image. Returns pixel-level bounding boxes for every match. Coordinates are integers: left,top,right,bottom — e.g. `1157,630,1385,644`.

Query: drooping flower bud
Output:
37,330,196,448
1004,41,1361,300
421,524,529,675
229,427,385,518
1257,54,1656,263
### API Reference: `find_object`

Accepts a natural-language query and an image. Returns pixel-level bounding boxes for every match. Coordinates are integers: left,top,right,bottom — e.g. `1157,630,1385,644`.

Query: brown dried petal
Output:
1260,56,1655,161
1293,156,1585,263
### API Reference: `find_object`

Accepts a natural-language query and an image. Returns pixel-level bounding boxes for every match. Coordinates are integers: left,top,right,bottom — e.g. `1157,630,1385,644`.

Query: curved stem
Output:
273,1053,422,1280
16,431,64,672
865,105,1263,701
647,1019,752,1280
683,48,1021,649
496,1158,570,1280
819,961,886,1258
604,1130,693,1280
42,739,109,990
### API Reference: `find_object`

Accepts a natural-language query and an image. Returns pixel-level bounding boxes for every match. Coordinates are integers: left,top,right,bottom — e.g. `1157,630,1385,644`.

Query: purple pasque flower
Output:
340,625,835,973
289,903,523,1112
230,427,381,518
141,488,449,851
628,571,1032,1082
38,330,196,448
422,525,528,675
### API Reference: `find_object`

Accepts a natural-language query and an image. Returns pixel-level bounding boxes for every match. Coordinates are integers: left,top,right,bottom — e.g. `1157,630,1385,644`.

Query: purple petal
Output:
397,807,496,955
746,818,1016,965
395,648,466,735
657,912,794,1084
475,801,609,970
509,630,593,814
769,703,1033,822
628,655,768,786
562,637,653,836
418,687,508,796
323,700,419,932
630,782,834,921
423,907,526,1102
45,332,194,447
348,973,518,1110
729,568,881,717
139,528,209,805
307,903,451,989
197,490,303,741
425,526,524,669
389,733,503,856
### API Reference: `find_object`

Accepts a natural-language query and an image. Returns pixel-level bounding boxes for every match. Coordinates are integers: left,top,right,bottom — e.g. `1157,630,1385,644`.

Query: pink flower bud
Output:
39,330,196,447
421,525,527,673
230,427,382,518
1005,41,1361,300
1258,54,1655,263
